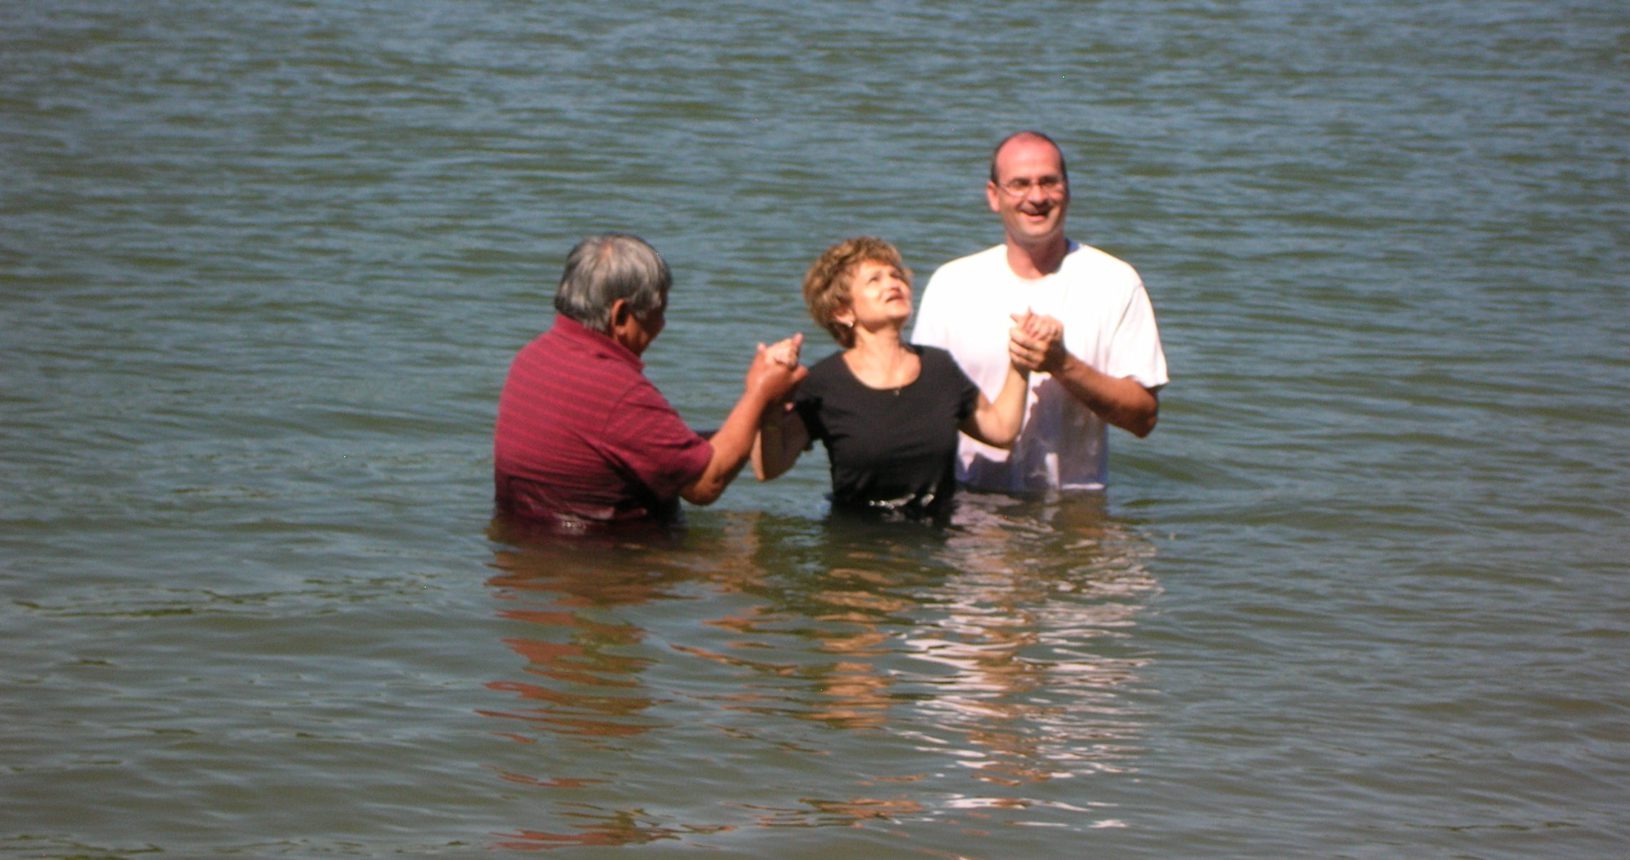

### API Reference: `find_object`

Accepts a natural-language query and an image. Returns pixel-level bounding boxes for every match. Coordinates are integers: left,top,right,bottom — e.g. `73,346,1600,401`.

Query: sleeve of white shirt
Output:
1108,278,1170,390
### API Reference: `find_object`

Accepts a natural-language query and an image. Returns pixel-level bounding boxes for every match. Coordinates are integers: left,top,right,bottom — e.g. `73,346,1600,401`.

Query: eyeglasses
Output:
995,175,1067,197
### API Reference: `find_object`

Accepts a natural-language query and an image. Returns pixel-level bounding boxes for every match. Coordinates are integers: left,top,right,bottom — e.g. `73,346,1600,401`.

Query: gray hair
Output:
553,233,671,332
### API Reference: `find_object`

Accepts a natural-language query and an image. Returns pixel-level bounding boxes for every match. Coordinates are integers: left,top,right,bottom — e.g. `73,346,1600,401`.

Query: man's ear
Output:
609,298,632,328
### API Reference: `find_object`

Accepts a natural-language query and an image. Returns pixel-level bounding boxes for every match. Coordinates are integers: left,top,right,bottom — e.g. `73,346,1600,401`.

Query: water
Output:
3,0,1627,856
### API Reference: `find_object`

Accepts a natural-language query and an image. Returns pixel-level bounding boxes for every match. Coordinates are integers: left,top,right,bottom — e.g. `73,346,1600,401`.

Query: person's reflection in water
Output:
482,514,709,849
480,499,1160,842
912,492,1160,793
482,512,791,848
799,564,910,731
482,515,684,748
706,498,1161,828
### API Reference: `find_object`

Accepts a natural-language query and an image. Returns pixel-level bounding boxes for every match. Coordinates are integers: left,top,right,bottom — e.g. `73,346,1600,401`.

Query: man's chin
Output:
1015,224,1062,243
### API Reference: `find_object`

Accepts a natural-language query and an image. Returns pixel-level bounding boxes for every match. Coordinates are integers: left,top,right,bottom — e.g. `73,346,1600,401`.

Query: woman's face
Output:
838,259,913,332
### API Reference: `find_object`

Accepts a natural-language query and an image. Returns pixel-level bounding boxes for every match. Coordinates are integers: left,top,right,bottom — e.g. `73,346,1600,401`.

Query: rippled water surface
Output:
3,1,1627,857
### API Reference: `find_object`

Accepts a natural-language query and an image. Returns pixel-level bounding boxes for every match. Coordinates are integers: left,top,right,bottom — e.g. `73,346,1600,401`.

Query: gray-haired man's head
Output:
554,233,671,333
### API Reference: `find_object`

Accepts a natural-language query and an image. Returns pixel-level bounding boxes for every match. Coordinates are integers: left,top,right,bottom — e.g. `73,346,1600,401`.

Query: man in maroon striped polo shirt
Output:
494,233,806,528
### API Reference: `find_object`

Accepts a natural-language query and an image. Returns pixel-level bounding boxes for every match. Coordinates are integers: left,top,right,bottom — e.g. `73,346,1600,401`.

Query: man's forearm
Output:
1053,352,1159,437
682,390,773,505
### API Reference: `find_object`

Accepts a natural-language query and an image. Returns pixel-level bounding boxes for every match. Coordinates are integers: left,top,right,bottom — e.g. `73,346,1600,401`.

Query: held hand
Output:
758,332,803,369
748,333,808,402
1009,311,1065,374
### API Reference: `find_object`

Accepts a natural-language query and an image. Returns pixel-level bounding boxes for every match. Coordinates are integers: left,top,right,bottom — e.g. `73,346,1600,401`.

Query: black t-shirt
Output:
794,345,980,520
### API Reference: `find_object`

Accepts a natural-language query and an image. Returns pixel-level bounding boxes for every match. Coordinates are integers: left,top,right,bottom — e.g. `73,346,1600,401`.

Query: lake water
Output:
3,0,1627,856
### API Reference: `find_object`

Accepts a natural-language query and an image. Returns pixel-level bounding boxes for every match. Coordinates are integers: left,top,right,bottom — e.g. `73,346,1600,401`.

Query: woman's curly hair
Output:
802,236,912,348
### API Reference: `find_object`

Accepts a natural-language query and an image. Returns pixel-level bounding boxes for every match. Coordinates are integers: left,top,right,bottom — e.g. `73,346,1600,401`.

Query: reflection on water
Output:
920,493,1159,791
481,497,1159,848
482,519,683,752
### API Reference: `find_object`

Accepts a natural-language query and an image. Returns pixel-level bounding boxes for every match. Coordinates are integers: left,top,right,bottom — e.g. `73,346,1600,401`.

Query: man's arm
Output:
680,338,807,505
1009,313,1159,438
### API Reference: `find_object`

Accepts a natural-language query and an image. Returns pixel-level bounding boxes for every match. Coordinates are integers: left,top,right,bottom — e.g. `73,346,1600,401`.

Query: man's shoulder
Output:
1061,240,1141,282
514,326,650,407
929,242,1140,286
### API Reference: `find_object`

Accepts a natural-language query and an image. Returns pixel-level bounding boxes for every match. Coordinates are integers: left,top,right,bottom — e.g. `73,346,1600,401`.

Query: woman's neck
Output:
844,327,919,390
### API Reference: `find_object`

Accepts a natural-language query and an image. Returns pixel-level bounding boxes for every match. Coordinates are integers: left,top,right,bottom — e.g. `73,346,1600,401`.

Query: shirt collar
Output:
550,314,645,371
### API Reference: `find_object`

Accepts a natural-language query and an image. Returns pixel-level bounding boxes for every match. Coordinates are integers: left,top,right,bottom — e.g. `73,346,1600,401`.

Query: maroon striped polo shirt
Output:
493,315,712,523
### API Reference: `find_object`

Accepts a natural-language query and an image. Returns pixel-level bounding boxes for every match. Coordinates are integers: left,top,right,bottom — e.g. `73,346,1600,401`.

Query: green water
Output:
3,0,1627,856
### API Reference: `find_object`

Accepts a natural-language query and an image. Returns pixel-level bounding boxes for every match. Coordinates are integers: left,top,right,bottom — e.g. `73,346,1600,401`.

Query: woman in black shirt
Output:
754,237,1034,520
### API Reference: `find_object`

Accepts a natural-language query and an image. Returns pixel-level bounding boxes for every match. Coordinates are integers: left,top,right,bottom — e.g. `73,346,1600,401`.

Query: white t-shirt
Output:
911,241,1169,492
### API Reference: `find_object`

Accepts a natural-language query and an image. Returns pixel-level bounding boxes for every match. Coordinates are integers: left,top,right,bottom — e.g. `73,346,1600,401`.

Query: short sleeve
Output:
1107,280,1170,390
793,373,829,442
921,346,979,421
955,361,980,422
945,345,978,420
596,380,713,499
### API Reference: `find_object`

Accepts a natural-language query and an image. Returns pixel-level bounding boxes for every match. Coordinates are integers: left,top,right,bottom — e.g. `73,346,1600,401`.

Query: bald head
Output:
989,130,1068,185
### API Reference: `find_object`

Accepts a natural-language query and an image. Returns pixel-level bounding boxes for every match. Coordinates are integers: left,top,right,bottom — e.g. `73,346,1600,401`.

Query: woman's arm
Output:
753,401,810,480
680,342,806,505
751,334,810,481
960,360,1028,448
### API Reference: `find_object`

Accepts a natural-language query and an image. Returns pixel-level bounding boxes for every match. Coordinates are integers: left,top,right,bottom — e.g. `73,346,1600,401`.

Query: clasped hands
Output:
761,332,803,370
1009,310,1065,374
750,313,1061,398
747,332,807,402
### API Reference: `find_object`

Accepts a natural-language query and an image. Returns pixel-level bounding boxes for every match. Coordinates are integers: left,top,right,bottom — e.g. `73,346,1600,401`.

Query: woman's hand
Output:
1009,310,1063,374
746,333,805,398
1009,310,1160,438
760,332,804,370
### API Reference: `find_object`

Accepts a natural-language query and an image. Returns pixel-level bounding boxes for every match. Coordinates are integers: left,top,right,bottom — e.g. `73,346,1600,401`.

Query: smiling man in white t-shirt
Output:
912,131,1169,493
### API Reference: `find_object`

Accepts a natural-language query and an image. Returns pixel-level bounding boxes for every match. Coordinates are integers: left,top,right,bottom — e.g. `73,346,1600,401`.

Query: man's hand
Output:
747,332,807,402
1009,310,1065,374
681,333,809,506
1008,311,1158,437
